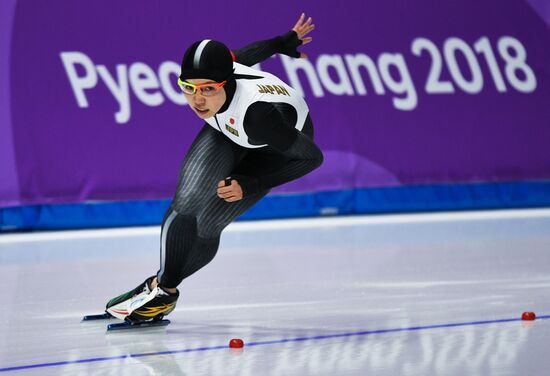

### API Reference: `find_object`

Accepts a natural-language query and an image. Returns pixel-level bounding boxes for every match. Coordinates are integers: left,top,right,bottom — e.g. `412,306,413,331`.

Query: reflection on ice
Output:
78,319,533,376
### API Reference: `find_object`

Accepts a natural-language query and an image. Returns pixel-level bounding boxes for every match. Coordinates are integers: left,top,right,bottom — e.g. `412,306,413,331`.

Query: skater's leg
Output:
103,125,231,319
123,126,268,321
155,125,269,288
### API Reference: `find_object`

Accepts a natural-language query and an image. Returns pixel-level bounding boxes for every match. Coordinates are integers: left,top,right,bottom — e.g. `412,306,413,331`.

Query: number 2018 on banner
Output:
411,36,536,94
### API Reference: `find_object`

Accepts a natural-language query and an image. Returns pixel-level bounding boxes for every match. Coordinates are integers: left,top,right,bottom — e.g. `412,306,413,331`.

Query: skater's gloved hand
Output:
217,177,244,202
217,175,260,202
278,13,315,59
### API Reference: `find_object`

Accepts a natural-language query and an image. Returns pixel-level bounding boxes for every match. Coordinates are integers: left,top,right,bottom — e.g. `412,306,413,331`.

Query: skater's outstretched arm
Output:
232,12,315,66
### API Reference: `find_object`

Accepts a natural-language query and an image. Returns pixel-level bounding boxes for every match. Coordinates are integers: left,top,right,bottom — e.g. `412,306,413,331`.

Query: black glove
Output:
276,31,303,58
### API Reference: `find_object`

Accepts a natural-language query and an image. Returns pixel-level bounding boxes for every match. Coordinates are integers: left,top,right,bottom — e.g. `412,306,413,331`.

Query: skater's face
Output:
181,78,227,119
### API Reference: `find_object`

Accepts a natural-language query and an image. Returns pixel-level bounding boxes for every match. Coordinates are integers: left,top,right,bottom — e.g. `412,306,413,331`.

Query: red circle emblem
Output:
230,118,235,125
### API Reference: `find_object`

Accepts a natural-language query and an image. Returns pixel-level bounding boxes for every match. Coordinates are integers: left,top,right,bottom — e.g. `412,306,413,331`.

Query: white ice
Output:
1,208,549,375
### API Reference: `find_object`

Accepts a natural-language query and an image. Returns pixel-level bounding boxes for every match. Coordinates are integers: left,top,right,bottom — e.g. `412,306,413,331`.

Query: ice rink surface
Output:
1,208,550,375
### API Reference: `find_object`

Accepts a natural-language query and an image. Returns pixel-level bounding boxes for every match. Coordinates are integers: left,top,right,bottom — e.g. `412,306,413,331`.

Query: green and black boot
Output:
105,276,155,320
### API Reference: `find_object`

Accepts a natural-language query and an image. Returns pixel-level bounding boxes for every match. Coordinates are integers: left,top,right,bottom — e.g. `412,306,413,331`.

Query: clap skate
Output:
82,277,178,331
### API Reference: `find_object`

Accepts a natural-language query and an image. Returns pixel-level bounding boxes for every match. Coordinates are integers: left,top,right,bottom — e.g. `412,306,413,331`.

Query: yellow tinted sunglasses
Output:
177,78,227,96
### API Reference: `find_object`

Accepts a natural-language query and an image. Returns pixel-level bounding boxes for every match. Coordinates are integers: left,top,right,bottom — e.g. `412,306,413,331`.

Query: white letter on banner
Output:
280,55,324,97
129,62,164,106
96,64,131,124
316,55,354,95
158,61,187,105
60,52,98,107
377,53,417,111
344,54,386,95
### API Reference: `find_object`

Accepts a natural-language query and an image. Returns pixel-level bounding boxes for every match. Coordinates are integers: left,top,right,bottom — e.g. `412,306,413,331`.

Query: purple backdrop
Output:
1,0,550,208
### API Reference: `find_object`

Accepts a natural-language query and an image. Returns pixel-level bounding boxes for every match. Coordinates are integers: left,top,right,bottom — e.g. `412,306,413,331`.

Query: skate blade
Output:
107,319,170,331
82,312,114,321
